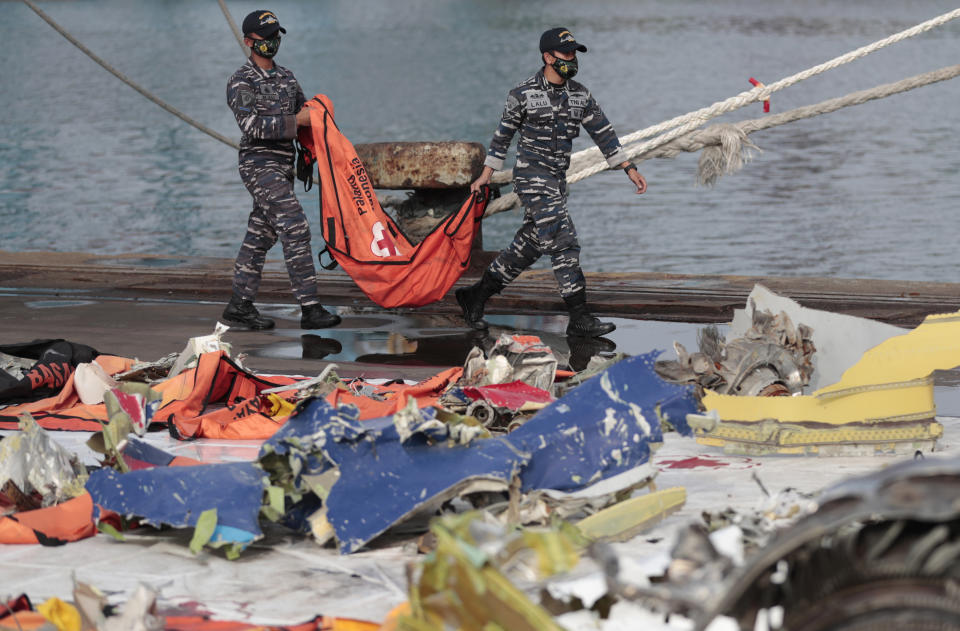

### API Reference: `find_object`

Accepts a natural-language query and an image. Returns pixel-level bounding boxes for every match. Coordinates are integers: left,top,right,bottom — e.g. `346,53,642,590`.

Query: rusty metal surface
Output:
354,141,485,189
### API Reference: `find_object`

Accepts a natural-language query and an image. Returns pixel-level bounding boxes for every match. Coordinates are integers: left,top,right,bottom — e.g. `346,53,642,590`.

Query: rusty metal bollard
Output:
353,142,497,273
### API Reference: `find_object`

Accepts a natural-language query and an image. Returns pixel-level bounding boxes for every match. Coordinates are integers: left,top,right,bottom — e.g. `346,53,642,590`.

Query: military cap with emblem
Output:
539,27,588,53
242,10,287,38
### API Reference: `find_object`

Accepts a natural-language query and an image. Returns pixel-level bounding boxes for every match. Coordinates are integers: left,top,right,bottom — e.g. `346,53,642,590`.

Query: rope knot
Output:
696,124,761,187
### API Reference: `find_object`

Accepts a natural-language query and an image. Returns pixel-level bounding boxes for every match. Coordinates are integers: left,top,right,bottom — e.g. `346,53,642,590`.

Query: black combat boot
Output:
564,290,616,337
221,295,275,330
301,303,341,329
455,271,504,330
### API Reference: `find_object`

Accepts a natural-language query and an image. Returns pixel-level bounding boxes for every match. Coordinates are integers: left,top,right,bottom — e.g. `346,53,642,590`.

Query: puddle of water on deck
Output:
241,308,960,416
23,299,97,309
244,309,726,371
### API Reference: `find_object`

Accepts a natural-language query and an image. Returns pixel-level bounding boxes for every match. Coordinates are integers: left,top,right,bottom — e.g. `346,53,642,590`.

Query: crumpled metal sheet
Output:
104,383,161,437
456,380,555,430
0,351,33,382
730,284,905,391
256,396,351,496
354,141,485,189
0,414,88,507
74,581,164,631
510,351,699,494
461,333,558,392
85,461,266,547
655,307,814,396
692,456,960,631
282,399,528,554
698,309,960,454
461,381,554,411
84,384,164,472
168,323,232,378
267,351,698,554
400,513,572,631
120,438,180,470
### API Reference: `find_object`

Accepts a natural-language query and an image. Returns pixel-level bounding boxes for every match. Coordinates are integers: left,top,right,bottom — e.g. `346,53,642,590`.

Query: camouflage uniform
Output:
227,58,319,306
483,70,628,298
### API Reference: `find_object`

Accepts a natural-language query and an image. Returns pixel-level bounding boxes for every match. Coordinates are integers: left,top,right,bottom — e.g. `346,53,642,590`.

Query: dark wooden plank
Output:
2,250,958,326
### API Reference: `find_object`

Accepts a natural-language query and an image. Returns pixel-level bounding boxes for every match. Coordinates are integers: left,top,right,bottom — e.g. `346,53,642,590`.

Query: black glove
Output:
295,140,316,192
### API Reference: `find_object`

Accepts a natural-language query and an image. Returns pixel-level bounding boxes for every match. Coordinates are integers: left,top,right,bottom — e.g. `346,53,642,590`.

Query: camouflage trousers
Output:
233,160,319,306
488,177,585,299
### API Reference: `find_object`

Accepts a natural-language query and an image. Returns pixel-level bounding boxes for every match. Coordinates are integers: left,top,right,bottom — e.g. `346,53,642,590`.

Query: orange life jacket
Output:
0,353,297,439
325,366,462,419
0,355,135,431
0,352,463,438
0,492,96,545
298,95,490,308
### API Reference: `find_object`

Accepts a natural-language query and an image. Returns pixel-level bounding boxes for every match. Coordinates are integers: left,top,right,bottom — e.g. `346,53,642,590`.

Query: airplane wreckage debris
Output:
657,284,954,455
4,285,960,629
691,457,960,631
257,348,697,555
436,455,960,631
0,329,699,555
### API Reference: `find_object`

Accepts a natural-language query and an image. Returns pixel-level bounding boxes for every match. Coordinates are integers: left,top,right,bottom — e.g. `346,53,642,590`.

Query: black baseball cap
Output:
539,27,587,54
242,10,286,38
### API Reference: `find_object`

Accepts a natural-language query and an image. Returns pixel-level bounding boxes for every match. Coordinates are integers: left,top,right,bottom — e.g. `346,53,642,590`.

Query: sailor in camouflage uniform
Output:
221,10,340,331
460,28,646,338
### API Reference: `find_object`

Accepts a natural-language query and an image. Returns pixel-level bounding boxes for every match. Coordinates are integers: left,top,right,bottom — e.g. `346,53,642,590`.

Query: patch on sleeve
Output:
237,87,255,109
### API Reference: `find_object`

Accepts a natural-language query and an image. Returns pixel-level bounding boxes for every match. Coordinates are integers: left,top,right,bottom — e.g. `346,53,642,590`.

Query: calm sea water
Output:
1,0,958,282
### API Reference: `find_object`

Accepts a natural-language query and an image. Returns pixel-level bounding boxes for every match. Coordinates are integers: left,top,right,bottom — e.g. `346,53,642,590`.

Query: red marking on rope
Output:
749,77,771,113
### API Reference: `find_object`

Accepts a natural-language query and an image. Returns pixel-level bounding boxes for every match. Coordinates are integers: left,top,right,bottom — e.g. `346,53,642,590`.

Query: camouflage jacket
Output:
227,58,305,164
483,69,628,182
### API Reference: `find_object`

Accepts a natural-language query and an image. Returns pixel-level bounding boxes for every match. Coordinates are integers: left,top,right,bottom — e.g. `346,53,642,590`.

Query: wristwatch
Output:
623,163,638,174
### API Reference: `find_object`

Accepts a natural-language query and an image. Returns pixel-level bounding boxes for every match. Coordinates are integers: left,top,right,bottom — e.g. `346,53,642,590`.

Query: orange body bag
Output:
298,95,489,308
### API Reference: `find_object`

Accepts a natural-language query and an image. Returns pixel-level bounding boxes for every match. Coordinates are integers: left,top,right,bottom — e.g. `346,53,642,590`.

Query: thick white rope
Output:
576,6,960,177
485,7,960,215
693,63,960,185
